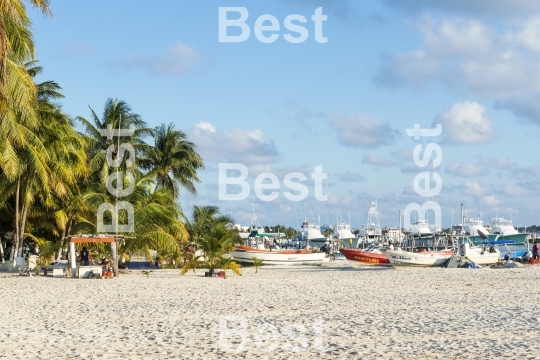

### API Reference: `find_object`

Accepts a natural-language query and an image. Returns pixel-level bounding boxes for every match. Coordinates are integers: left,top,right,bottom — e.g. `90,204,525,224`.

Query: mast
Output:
460,203,464,233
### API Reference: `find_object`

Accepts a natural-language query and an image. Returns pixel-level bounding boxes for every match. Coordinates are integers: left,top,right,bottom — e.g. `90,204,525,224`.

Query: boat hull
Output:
383,249,454,267
486,233,527,244
463,252,500,265
339,249,392,268
229,247,327,265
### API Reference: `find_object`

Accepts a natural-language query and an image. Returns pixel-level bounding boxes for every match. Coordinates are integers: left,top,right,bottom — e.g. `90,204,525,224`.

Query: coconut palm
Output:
0,2,51,180
181,224,241,276
76,98,153,184
4,64,87,262
139,123,204,198
82,173,189,260
186,205,234,246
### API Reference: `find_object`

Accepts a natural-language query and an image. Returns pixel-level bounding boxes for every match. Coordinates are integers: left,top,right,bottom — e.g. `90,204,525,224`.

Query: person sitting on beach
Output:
533,241,539,260
79,247,92,266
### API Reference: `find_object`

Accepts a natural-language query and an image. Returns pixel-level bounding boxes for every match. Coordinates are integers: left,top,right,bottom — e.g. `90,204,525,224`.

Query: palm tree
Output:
186,205,234,246
76,98,153,184
5,64,87,262
140,123,204,199
82,173,189,261
181,224,241,277
252,257,264,273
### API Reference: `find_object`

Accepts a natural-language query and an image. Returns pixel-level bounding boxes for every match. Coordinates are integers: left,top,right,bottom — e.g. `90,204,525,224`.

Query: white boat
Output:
487,217,527,243
335,215,355,240
298,220,326,245
457,241,500,265
229,246,327,265
359,201,382,242
382,248,454,267
409,220,433,238
464,217,489,241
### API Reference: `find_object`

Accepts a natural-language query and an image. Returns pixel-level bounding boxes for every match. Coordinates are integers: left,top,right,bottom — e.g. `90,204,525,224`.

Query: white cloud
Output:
375,16,540,123
361,153,396,167
391,146,413,161
445,161,488,177
383,0,540,17
480,195,499,208
435,101,495,144
339,171,366,182
189,122,279,166
516,17,540,51
111,41,200,75
502,185,531,197
477,156,519,170
460,181,487,196
330,111,399,148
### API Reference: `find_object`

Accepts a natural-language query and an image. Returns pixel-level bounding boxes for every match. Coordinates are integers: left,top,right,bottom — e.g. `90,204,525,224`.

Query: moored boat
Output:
229,246,327,265
486,217,527,244
382,248,454,267
458,241,500,265
339,247,392,268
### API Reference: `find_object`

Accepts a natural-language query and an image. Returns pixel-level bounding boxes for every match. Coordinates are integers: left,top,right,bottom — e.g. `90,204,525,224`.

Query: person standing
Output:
533,241,539,260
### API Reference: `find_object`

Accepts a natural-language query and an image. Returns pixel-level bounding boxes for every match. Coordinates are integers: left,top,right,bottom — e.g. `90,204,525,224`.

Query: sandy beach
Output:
1,262,540,360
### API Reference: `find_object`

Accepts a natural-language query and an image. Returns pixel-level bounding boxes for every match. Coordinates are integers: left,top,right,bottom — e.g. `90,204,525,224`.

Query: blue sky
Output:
29,0,540,229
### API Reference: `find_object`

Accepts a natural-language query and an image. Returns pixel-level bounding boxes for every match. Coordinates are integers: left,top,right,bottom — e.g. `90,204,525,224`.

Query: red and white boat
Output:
229,245,327,265
339,247,392,268
382,248,454,267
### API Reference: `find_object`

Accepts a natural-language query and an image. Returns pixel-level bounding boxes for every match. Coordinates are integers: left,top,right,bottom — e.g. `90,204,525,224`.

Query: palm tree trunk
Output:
17,201,29,258
0,239,5,264
57,225,68,261
11,178,21,263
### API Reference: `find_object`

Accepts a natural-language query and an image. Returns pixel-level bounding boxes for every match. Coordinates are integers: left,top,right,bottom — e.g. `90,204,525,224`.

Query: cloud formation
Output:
434,101,494,144
383,0,540,17
111,41,200,75
374,16,540,124
460,180,487,196
445,161,488,177
189,122,279,166
330,111,399,148
339,171,366,182
361,153,396,167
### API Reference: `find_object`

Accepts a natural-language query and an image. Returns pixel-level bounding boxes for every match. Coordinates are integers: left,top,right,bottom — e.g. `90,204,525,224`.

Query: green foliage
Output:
181,224,241,277
252,257,264,273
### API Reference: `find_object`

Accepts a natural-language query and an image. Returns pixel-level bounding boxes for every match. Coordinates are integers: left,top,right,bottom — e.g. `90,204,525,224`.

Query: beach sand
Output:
1,262,540,359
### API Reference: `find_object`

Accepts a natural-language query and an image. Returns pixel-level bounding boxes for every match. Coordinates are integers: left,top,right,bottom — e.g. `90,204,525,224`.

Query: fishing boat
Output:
486,217,527,244
457,241,500,265
465,216,489,243
229,219,327,265
297,220,326,246
335,216,355,241
229,244,327,265
409,220,433,238
358,201,383,244
382,247,454,267
339,246,392,268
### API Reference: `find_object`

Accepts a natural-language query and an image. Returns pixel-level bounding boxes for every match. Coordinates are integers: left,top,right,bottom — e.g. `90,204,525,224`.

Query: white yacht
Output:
464,216,489,240
487,217,527,243
298,220,326,245
410,220,433,238
335,215,355,240
359,201,382,242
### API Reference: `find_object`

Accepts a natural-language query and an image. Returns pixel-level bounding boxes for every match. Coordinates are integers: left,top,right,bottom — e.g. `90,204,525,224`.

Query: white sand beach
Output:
1,262,540,360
